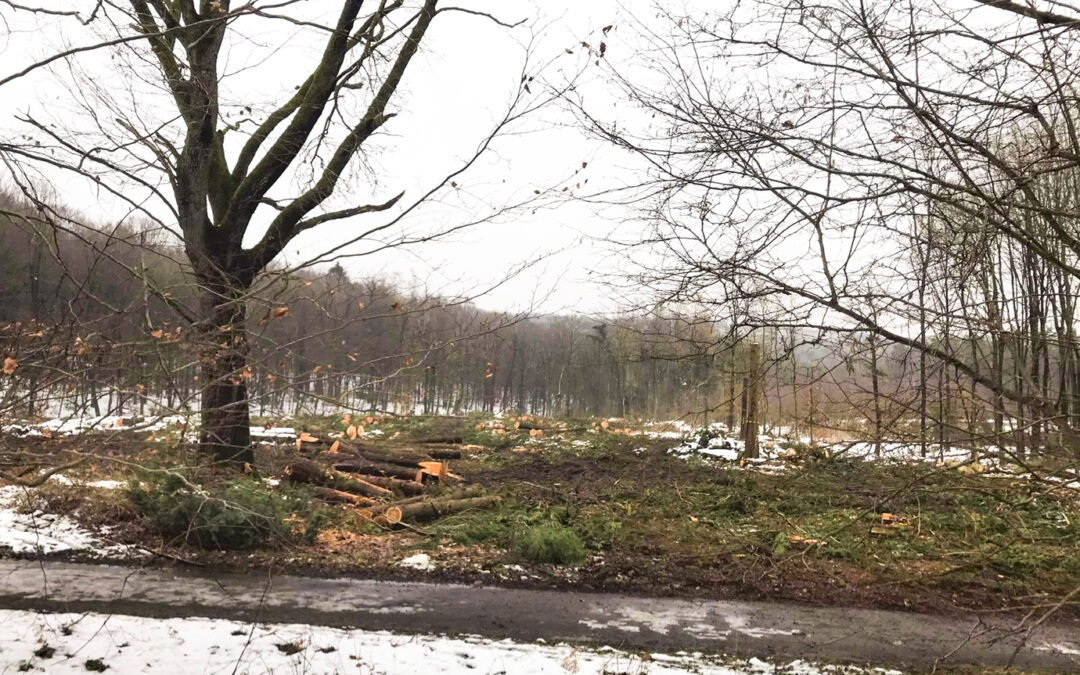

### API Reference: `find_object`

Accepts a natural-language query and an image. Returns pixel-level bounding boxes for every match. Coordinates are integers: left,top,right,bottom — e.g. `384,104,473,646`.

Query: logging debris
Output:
283,444,491,528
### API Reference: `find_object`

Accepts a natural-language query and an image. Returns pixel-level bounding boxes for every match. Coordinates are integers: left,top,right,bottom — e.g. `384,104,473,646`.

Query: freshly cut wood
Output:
332,458,422,482
397,495,501,522
297,439,334,453
418,460,448,482
338,472,425,496
369,494,426,516
312,486,376,507
284,459,393,498
383,506,403,525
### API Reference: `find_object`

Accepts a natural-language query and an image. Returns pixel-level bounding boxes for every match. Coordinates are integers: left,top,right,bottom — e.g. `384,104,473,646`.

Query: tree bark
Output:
197,280,253,465
743,342,761,458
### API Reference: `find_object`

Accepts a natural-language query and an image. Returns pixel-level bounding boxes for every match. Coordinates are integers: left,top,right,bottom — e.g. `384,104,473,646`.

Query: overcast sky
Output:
0,0,660,316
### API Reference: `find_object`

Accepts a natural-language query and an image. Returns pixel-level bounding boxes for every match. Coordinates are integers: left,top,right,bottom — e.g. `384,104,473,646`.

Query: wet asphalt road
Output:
0,559,1077,671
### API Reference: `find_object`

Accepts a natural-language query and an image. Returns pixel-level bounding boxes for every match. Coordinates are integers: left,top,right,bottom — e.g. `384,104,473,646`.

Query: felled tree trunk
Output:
332,458,422,481
416,436,464,445
337,472,425,496
284,459,393,498
312,486,376,507
396,495,500,522
424,448,463,459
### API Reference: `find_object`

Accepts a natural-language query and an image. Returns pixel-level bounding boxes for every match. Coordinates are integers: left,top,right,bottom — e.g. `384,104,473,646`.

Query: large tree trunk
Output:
197,281,254,465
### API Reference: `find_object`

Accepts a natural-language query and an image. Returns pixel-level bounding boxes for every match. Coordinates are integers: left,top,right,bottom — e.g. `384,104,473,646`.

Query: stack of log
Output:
283,441,497,528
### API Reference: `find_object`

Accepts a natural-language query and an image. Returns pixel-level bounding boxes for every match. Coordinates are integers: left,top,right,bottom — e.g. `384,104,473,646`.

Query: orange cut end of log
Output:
384,506,403,525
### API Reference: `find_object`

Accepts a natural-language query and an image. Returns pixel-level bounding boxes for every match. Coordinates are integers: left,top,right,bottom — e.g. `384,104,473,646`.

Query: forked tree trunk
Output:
197,281,253,465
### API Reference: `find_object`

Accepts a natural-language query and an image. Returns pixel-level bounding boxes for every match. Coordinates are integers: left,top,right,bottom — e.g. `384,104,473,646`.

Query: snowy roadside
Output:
0,482,142,559
0,609,903,675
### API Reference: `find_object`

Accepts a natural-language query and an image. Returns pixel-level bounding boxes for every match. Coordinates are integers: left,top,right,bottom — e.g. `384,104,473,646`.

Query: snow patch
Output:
0,486,139,558
399,552,433,570
0,609,903,674
1036,641,1080,656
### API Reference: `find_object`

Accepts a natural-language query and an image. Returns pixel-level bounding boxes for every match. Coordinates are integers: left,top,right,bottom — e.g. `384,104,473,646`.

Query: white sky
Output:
0,0,1037,326
0,0,654,316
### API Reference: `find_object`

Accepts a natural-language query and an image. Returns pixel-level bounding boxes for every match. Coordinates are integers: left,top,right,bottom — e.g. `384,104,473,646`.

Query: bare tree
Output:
575,0,1080,453
0,1,548,463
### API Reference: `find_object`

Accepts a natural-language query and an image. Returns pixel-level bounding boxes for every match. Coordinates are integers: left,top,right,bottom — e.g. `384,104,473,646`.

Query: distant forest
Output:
0,195,760,424
1,189,1073,455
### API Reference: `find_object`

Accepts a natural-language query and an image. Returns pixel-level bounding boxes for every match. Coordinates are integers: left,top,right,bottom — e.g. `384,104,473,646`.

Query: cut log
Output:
284,459,393,498
297,438,375,453
332,458,423,482
312,486,376,507
335,472,425,496
415,436,464,445
283,458,327,484
397,495,501,522
297,439,332,454
331,474,393,499
425,448,463,460
354,449,429,468
367,487,484,517
419,460,448,482
383,506,403,525
369,494,427,516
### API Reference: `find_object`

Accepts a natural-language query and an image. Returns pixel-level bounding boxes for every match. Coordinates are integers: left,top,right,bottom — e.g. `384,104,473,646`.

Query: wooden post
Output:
744,342,761,458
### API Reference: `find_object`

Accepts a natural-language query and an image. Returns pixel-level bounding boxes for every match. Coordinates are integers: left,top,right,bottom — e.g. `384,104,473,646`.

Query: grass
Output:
419,418,1079,610
514,524,588,564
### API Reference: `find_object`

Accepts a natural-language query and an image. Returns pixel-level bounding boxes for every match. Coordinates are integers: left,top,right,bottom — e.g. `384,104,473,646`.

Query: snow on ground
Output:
1,414,191,438
640,420,696,440
0,485,139,558
668,427,1080,486
398,553,433,571
250,426,297,440
47,475,126,490
2,414,305,444
0,609,903,675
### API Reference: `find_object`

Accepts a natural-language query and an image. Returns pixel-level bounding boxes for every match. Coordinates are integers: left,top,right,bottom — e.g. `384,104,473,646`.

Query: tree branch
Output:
973,0,1079,25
